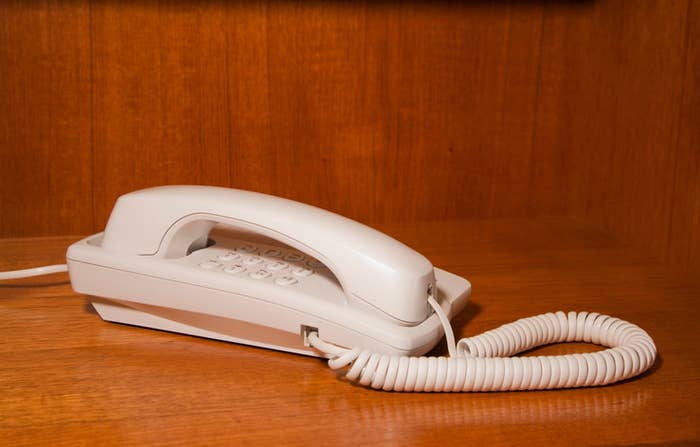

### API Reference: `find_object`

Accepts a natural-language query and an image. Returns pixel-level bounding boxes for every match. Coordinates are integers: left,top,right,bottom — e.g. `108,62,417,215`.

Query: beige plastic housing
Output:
66,186,471,357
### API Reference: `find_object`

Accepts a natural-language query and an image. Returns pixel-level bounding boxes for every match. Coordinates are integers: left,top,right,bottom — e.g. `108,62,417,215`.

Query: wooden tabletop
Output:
1,218,697,446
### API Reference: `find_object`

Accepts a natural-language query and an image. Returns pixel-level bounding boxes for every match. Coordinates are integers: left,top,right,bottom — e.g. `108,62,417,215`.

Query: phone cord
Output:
0,264,67,280
307,298,657,392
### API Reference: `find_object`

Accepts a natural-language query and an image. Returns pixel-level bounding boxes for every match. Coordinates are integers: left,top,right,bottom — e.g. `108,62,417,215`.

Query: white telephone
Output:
67,185,470,358
5,186,657,392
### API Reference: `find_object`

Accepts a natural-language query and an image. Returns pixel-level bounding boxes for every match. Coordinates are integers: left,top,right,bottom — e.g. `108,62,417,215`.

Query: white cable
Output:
0,262,657,391
308,300,657,392
0,264,68,280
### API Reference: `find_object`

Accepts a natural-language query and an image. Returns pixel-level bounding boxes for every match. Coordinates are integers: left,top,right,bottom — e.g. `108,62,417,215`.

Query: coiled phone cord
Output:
3,264,656,391
307,297,657,392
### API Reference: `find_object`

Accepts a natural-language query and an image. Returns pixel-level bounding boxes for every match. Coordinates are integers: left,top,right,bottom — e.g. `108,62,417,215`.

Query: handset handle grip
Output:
101,186,434,324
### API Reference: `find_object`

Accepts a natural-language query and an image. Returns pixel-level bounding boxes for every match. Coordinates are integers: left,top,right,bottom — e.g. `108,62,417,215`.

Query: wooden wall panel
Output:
0,1,566,234
90,1,165,224
250,2,373,216
0,1,697,271
668,0,700,270
384,3,552,221
225,3,273,196
547,1,698,271
90,1,231,225
0,1,92,236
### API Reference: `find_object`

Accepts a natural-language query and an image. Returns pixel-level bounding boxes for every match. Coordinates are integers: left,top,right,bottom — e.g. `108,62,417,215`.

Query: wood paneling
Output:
0,1,698,270
549,1,699,271
670,0,700,270
0,1,92,236
90,1,232,224
1,218,698,445
0,1,562,231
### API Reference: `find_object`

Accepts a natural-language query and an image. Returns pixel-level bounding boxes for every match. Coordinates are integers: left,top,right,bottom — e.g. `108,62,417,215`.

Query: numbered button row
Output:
215,253,273,266
198,261,298,285
203,260,314,277
248,269,299,286
222,245,324,267
243,266,301,285
197,261,313,285
213,253,317,273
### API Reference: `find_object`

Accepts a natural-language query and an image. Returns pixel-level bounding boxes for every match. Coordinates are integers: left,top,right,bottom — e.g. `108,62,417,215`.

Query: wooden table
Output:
1,218,698,446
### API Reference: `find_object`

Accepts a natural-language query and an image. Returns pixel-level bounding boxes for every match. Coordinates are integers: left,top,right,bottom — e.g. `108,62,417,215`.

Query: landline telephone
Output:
1,186,657,392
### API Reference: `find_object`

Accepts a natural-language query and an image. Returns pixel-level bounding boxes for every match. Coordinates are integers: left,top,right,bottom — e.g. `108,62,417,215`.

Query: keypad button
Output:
284,252,305,262
306,259,325,268
291,266,314,277
267,261,289,271
237,244,257,253
243,256,264,265
262,249,283,258
217,252,240,262
249,269,272,280
274,276,298,286
199,261,222,270
224,264,245,274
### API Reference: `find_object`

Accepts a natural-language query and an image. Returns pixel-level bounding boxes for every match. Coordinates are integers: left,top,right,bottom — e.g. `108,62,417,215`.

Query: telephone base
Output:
78,264,469,358
91,298,322,357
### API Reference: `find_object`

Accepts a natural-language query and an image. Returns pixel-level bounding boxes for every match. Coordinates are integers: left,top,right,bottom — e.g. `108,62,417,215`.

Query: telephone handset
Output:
99,185,437,325
63,186,656,391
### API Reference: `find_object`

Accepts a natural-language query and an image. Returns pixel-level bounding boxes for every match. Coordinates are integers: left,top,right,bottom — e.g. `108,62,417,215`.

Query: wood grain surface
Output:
558,1,700,272
0,218,697,446
0,1,698,271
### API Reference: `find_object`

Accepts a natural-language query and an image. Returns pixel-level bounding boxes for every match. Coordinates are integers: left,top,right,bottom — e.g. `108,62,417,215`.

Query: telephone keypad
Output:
199,260,222,270
196,240,327,287
262,249,283,258
267,261,288,271
217,252,240,262
249,269,272,280
237,244,257,253
284,252,305,262
274,276,298,286
224,264,245,274
291,267,314,277
243,256,264,265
